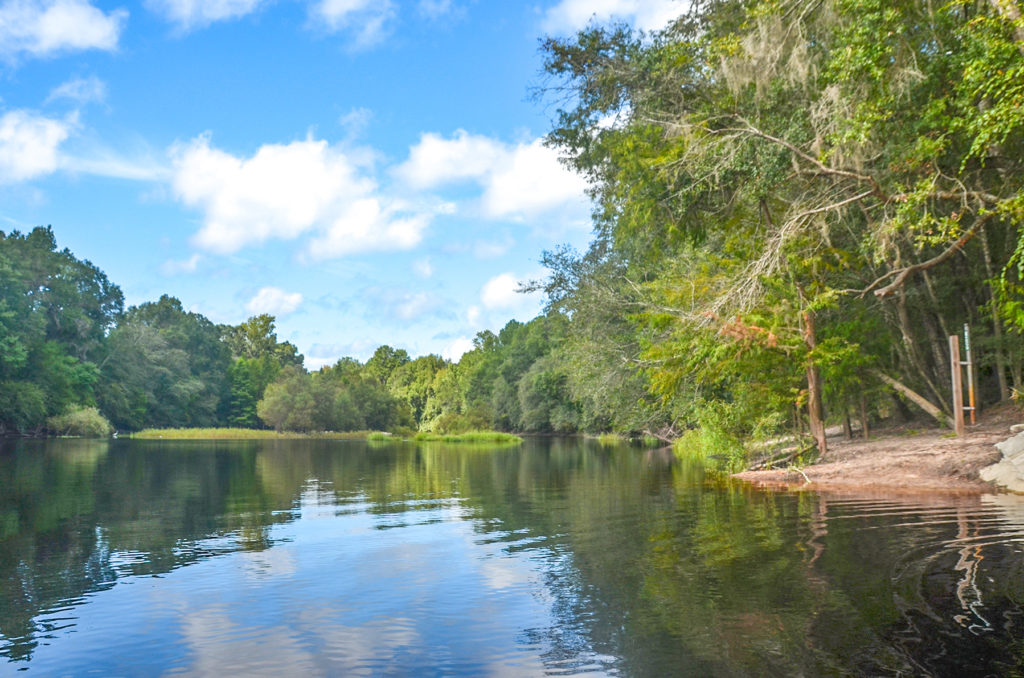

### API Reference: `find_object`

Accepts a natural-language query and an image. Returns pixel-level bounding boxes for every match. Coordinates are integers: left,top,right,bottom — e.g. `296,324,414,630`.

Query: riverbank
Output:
734,405,1022,493
131,428,378,440
130,428,522,444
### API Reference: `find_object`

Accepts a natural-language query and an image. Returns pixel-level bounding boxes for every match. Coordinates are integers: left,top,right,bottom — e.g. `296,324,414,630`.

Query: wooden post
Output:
950,334,966,436
964,324,976,425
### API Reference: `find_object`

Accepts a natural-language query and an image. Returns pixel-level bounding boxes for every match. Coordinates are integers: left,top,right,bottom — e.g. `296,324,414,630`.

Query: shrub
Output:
46,406,114,438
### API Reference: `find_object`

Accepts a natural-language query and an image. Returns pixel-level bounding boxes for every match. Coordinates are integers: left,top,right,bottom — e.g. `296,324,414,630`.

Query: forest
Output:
2,0,1024,465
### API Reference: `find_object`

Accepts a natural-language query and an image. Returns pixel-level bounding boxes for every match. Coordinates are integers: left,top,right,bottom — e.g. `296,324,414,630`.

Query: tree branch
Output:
865,214,993,298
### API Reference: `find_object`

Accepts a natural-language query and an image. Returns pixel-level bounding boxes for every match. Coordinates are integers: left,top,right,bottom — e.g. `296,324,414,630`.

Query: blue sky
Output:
0,0,682,368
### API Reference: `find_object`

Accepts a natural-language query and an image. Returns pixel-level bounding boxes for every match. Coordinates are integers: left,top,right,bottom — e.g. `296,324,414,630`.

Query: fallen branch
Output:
787,466,812,485
642,428,676,444
871,369,954,429
748,443,811,470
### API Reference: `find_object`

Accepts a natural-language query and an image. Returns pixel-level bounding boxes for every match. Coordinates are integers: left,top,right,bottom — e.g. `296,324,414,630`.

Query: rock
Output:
981,460,1024,493
995,431,1024,460
1011,424,1024,433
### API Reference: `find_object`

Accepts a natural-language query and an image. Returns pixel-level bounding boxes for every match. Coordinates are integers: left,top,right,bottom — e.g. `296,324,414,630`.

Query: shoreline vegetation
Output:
130,428,523,445
131,428,377,440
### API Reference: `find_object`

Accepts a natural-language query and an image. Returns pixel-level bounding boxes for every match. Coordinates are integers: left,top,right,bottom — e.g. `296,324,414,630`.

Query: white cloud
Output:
542,0,683,34
310,0,395,48
0,0,126,59
171,134,428,257
0,110,69,183
473,238,513,259
480,272,524,310
394,291,435,320
396,130,588,220
360,286,440,321
395,129,505,190
478,271,545,326
442,336,473,362
413,257,432,277
247,286,304,316
480,139,589,219
161,253,202,275
59,147,169,181
338,107,372,137
305,197,428,259
418,0,452,19
45,74,106,105
146,0,264,29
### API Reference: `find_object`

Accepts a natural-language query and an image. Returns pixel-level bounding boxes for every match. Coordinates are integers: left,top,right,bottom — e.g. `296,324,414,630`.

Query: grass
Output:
592,432,665,447
412,431,522,444
129,428,522,444
131,428,383,440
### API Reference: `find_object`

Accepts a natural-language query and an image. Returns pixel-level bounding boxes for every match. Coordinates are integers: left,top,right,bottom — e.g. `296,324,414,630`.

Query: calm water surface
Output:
2,438,1024,676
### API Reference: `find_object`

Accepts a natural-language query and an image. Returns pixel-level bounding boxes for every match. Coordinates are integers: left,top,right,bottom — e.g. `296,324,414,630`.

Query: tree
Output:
97,296,231,429
257,366,315,432
363,345,410,386
540,0,1024,454
0,227,122,433
222,315,304,428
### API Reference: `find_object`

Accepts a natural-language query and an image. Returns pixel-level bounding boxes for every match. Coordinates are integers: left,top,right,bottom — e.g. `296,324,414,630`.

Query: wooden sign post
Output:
950,334,966,436
964,324,976,425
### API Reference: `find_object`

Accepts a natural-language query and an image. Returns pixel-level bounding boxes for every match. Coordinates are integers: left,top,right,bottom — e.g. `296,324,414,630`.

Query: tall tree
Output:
540,0,1024,452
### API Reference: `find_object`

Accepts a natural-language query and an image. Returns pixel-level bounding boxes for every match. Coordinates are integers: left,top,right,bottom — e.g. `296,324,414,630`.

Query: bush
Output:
429,409,491,434
46,406,114,438
672,401,747,471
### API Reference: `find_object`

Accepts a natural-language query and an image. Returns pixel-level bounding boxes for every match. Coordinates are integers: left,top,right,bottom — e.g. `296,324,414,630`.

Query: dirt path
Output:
733,406,1021,494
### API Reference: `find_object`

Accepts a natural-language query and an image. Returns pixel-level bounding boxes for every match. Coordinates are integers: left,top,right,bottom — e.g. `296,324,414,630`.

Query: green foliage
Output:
97,295,232,430
46,406,113,438
672,402,749,473
0,382,46,433
596,433,628,446
412,431,522,444
130,428,374,439
256,361,413,434
0,227,122,432
224,314,303,366
536,0,1024,452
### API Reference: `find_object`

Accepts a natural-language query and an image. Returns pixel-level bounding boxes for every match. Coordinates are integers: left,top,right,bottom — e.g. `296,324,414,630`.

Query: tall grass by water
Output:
131,428,379,440
412,431,522,444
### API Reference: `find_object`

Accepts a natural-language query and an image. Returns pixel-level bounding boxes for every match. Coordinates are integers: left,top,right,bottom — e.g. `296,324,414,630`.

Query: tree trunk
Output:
803,310,828,457
895,287,950,411
980,225,1011,401
843,409,853,440
872,369,955,429
859,395,869,439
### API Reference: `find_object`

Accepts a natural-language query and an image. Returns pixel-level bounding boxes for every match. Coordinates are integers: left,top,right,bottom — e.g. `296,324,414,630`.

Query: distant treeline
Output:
0,226,591,437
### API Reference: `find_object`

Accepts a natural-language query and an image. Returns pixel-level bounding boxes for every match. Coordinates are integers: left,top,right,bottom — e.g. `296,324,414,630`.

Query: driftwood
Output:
871,370,954,429
642,428,677,444
747,442,814,471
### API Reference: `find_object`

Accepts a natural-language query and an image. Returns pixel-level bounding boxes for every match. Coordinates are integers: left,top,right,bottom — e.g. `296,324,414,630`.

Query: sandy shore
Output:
733,407,1021,494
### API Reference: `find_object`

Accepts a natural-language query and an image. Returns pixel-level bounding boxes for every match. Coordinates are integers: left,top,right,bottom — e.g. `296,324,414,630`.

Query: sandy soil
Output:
733,405,1023,494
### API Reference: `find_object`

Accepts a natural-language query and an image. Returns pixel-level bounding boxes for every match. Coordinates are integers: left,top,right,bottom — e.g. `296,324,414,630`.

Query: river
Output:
1,438,1023,676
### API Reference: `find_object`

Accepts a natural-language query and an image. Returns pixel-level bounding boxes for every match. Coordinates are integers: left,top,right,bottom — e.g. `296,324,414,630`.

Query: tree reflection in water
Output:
1,438,1023,676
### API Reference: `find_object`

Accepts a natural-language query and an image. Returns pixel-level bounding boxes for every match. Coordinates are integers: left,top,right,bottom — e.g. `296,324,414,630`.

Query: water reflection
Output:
1,438,1023,675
